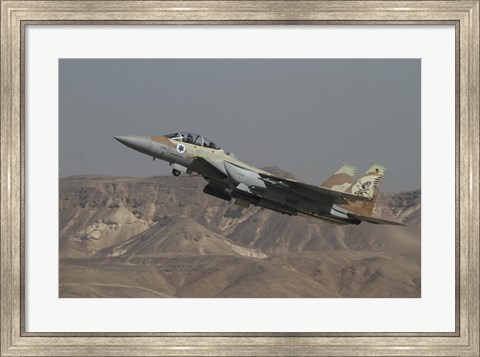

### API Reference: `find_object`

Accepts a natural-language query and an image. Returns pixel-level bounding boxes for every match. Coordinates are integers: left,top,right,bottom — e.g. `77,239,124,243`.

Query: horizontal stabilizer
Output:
350,213,406,226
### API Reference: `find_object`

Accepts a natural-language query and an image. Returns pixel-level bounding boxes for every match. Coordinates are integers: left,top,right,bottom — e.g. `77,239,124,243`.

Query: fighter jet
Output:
114,132,404,226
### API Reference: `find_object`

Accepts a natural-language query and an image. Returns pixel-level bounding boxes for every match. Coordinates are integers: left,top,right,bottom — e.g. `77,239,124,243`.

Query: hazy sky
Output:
59,59,420,192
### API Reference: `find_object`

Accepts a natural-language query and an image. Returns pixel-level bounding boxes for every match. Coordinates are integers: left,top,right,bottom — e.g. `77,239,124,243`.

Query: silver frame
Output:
1,1,478,356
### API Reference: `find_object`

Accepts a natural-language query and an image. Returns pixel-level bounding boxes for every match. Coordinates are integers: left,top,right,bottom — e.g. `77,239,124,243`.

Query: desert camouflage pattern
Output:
114,133,404,226
321,163,358,192
343,164,386,216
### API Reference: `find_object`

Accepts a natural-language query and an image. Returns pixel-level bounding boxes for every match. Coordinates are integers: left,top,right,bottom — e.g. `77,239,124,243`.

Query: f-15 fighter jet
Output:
114,132,404,226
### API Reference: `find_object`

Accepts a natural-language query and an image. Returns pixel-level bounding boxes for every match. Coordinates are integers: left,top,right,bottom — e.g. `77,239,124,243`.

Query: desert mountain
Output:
99,215,266,258
59,172,420,298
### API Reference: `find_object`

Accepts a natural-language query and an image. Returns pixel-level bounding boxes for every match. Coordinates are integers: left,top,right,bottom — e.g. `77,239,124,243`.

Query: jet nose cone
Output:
114,135,152,153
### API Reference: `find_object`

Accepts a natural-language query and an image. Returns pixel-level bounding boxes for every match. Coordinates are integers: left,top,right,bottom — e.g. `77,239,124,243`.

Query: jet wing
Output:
258,173,371,205
349,214,406,226
189,157,228,180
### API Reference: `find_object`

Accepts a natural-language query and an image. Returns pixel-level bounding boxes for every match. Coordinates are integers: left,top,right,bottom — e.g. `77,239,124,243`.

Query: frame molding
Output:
1,1,478,356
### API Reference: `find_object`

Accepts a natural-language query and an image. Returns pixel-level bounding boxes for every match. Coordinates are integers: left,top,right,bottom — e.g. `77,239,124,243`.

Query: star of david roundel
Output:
176,143,186,154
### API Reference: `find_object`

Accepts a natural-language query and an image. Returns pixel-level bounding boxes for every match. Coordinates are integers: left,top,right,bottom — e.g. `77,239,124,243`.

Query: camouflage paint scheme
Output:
114,133,404,226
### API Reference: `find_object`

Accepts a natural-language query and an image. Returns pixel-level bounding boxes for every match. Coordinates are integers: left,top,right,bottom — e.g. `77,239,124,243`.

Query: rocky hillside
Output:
59,173,421,298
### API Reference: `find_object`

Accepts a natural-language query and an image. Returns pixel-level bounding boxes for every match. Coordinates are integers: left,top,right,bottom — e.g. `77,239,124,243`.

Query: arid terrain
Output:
59,169,421,298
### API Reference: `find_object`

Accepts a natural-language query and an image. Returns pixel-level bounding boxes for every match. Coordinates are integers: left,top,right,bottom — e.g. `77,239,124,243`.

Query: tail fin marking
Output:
345,163,387,216
321,163,358,192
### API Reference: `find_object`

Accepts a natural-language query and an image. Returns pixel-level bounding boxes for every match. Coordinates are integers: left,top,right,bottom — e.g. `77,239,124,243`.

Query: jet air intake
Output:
224,162,266,189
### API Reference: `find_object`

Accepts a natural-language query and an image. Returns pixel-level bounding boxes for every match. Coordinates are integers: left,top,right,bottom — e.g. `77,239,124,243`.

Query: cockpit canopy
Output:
166,132,221,150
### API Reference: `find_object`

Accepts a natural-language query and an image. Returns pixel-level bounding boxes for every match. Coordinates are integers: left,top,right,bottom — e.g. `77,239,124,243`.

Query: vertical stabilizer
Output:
345,163,387,216
321,163,358,192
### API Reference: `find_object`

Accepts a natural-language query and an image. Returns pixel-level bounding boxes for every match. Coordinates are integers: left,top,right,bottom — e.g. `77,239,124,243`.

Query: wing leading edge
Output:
258,170,405,226
258,172,371,205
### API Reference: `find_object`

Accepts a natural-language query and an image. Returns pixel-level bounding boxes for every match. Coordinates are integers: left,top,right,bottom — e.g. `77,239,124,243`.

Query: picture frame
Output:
1,0,478,356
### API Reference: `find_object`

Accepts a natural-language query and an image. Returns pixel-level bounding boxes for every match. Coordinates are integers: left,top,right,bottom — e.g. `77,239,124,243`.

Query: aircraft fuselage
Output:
114,133,402,226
